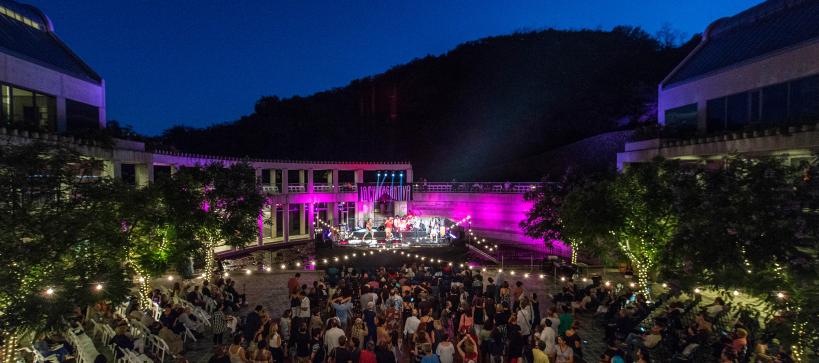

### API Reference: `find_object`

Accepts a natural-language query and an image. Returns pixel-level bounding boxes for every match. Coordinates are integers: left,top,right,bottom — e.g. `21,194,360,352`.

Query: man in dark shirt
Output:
484,278,497,300
244,305,263,341
375,342,396,363
294,323,312,363
332,336,352,363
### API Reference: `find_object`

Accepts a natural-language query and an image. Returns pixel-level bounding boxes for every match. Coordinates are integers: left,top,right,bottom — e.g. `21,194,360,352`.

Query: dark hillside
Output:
158,27,696,180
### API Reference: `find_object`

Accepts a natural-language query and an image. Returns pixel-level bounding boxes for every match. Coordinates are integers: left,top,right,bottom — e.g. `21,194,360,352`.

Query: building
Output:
618,0,819,168
0,0,105,133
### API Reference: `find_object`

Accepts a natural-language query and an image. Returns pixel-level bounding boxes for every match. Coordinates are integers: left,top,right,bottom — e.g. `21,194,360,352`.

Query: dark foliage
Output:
157,27,697,180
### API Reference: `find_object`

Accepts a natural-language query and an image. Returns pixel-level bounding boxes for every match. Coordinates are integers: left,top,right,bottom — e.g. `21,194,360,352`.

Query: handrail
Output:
412,182,547,194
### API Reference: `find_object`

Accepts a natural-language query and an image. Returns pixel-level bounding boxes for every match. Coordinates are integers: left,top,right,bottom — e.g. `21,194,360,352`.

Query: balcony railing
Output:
261,185,280,193
412,182,544,194
313,184,332,192
288,184,306,193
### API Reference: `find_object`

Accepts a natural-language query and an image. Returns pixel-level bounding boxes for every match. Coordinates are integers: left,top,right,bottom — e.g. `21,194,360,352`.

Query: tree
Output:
167,163,265,279
607,159,680,298
660,157,819,359
0,143,131,359
560,177,622,265
521,179,569,258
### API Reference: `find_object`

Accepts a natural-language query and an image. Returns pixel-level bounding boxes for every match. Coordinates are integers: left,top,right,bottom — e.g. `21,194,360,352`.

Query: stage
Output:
334,229,454,249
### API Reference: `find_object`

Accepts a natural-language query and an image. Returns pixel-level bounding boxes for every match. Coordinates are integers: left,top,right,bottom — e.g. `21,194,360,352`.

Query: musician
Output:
364,218,374,241
385,217,394,240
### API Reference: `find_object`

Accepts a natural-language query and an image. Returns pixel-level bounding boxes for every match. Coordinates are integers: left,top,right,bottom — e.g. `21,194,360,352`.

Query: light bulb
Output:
95,284,103,291
46,288,54,295
167,276,174,281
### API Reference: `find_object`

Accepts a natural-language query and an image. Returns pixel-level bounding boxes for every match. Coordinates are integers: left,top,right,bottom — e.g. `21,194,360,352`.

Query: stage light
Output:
45,288,54,295
95,284,103,291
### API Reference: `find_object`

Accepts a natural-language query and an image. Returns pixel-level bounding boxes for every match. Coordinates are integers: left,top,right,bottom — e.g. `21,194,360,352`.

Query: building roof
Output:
662,0,819,89
0,0,102,84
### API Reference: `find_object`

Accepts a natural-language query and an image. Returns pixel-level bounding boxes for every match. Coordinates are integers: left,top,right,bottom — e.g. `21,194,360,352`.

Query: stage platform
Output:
335,230,452,249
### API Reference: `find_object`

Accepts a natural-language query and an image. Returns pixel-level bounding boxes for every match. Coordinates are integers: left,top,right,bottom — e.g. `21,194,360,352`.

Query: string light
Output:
245,269,252,275
777,292,785,299
295,262,301,267
167,276,174,281
661,283,668,288
604,281,611,287
694,288,701,294
45,288,54,295
539,274,545,279
265,267,272,272
732,290,740,296
95,284,103,291
280,264,286,269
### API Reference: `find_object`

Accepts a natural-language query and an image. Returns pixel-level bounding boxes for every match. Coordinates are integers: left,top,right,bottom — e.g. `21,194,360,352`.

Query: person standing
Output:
293,323,311,363
435,335,455,363
212,303,229,345
539,319,557,362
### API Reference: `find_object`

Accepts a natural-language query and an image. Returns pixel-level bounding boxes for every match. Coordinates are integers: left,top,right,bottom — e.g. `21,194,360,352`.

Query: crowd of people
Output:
70,259,800,363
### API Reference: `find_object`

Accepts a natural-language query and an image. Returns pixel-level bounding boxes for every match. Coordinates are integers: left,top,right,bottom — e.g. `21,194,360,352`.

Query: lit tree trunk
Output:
204,240,216,280
569,239,579,265
1,331,19,363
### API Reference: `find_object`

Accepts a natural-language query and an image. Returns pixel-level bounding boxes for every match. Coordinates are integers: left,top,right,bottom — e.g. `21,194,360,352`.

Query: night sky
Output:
29,0,761,135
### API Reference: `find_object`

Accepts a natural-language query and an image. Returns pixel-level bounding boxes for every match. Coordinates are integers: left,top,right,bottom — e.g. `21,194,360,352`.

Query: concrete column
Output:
270,205,278,240
112,161,122,180
299,204,306,235
406,168,413,184
354,170,364,184
254,168,262,185
308,203,315,239
135,164,150,187
269,170,276,191
307,169,314,193
283,203,290,242
331,202,340,225
331,170,339,193
282,169,289,194
299,170,305,184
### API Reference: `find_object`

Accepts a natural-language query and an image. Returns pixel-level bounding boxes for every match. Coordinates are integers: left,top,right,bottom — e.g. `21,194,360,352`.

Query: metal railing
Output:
338,184,356,192
288,184,306,193
313,184,333,192
261,185,280,193
412,182,545,194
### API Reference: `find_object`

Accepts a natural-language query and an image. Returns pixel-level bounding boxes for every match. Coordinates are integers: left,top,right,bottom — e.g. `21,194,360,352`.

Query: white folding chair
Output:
182,325,197,342
149,335,169,363
88,319,103,339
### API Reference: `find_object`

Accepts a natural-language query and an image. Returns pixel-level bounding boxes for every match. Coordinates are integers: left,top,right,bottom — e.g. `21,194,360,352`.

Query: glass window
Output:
706,97,726,133
66,99,100,131
121,164,136,185
1,85,9,124
34,93,56,131
750,90,761,123
11,87,34,125
664,103,698,132
788,75,819,122
726,92,748,130
762,83,788,123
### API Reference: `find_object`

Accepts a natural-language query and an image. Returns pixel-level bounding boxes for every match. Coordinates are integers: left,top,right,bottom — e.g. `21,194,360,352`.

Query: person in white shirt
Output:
298,291,311,319
435,334,455,363
324,318,346,353
539,318,557,362
403,309,421,340
516,300,533,337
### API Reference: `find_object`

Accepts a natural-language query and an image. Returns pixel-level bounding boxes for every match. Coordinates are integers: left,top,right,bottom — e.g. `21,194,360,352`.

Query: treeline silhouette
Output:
156,26,696,181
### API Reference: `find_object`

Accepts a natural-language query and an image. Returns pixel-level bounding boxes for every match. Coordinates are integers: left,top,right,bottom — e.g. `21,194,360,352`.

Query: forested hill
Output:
157,27,696,180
